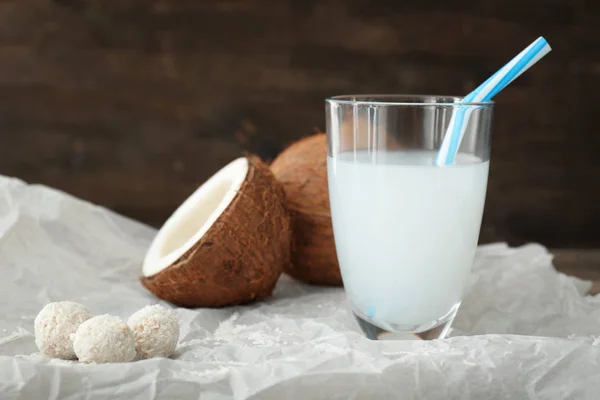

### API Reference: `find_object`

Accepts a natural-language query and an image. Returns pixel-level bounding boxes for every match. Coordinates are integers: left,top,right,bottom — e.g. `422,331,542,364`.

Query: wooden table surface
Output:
552,249,600,295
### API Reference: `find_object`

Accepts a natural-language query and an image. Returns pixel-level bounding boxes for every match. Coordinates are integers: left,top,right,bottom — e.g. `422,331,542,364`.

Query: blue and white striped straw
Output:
435,37,552,165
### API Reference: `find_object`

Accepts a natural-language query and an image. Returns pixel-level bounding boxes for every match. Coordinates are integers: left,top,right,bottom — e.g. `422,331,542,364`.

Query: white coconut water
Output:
327,150,489,329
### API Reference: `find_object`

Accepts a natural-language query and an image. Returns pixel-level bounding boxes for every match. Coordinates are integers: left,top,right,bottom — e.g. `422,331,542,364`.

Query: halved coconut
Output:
141,155,292,307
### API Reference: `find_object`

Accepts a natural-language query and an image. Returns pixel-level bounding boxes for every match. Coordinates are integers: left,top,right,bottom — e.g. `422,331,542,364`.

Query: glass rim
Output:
326,94,494,107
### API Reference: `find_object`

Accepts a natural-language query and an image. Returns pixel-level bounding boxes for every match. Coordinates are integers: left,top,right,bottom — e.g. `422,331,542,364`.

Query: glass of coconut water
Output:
326,95,493,340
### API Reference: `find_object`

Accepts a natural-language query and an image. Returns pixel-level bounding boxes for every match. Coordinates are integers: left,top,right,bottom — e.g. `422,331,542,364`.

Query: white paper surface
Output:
1,176,599,399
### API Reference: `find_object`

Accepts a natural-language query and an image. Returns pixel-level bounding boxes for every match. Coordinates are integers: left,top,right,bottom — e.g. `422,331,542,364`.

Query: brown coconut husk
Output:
270,133,342,286
141,155,292,307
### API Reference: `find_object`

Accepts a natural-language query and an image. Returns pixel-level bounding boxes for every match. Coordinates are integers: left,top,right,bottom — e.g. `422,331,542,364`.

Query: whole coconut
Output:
270,133,342,286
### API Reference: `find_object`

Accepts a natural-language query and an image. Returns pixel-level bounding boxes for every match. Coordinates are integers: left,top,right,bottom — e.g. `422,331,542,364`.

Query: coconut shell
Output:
270,133,342,286
141,155,292,307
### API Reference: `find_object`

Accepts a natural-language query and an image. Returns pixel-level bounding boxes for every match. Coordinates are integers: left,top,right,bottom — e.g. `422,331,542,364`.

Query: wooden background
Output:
0,0,598,248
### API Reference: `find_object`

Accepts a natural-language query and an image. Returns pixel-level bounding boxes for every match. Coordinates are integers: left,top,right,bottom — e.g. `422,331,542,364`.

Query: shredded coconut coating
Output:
127,304,179,359
73,315,136,364
34,301,93,360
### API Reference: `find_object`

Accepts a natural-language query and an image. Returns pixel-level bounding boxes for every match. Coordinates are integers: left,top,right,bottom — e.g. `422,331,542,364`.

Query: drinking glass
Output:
326,95,493,340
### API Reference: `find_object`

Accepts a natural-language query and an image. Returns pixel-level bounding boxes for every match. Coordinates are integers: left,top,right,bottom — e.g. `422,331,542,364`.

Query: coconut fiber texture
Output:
141,155,292,307
271,133,342,286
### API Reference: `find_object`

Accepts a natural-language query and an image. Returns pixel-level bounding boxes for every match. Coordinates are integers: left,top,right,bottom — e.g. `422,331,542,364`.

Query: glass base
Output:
353,302,460,340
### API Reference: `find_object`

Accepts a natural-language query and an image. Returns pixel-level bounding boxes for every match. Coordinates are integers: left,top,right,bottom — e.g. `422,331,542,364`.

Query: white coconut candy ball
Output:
34,301,93,360
127,304,179,359
73,315,136,364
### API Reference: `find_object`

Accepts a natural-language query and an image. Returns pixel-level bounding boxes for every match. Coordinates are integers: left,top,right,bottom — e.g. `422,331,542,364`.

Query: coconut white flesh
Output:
142,157,249,277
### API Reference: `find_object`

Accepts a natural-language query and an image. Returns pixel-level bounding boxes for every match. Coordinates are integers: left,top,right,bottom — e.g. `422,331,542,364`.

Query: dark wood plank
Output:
0,0,598,249
552,249,600,295
553,249,600,280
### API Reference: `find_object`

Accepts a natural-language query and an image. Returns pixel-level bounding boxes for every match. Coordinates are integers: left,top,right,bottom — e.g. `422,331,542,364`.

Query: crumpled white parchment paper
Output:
0,176,599,400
